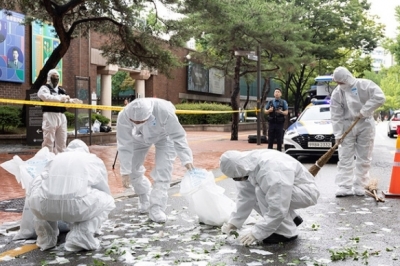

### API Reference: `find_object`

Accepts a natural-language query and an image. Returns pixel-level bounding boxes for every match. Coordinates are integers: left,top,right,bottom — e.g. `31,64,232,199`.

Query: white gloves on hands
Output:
221,223,237,234
122,174,130,188
239,232,257,246
69,98,83,104
60,95,70,103
185,163,194,171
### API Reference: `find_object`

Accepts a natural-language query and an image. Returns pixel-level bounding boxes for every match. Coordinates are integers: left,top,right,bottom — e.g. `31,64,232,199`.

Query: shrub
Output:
175,103,231,125
64,111,110,127
0,106,22,133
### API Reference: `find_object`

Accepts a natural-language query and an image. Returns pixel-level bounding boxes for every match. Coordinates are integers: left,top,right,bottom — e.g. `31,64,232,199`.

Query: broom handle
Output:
331,117,361,150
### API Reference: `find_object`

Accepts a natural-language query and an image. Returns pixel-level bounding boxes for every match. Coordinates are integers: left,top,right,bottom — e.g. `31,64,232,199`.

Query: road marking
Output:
172,175,227,197
0,244,38,261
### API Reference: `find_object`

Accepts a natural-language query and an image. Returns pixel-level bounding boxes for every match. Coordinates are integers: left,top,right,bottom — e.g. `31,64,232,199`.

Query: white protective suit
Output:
27,139,116,251
220,150,319,242
117,98,193,222
37,69,70,154
331,67,385,196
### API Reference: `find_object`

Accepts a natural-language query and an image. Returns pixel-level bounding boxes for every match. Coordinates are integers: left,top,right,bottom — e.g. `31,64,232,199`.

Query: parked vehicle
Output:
284,102,336,159
387,110,400,138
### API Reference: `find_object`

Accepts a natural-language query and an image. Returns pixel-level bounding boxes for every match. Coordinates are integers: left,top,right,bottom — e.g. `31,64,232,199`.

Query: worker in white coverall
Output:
219,150,320,245
331,67,385,197
117,98,194,223
27,139,116,251
37,69,70,154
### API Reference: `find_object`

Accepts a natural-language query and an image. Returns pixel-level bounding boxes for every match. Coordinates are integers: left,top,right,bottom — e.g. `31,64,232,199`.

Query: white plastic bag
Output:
180,168,235,226
0,147,58,240
92,119,101,133
1,147,55,190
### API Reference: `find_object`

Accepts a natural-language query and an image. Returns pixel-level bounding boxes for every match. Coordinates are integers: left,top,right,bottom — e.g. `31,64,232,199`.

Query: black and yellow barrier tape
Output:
0,98,260,114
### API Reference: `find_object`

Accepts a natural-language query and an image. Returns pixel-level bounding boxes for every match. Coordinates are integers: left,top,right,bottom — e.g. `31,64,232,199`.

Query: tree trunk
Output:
230,57,242,141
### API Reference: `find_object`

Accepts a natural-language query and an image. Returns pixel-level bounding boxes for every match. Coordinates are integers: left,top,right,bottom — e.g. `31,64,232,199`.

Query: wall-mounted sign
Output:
31,20,62,84
0,10,25,83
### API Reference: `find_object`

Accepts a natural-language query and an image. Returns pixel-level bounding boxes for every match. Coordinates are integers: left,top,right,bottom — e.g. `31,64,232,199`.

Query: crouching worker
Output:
219,150,320,245
27,139,116,251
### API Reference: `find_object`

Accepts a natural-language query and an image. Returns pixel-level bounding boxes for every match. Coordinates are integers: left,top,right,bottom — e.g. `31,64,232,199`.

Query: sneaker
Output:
335,187,354,197
138,193,150,213
353,187,365,197
262,233,298,244
149,206,167,223
293,216,303,227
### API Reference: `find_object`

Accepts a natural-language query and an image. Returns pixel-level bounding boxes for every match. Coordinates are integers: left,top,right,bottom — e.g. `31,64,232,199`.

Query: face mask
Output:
51,77,59,87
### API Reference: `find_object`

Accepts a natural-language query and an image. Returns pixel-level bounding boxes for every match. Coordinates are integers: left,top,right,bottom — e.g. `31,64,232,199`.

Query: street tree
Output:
274,0,384,115
3,0,184,90
170,0,311,140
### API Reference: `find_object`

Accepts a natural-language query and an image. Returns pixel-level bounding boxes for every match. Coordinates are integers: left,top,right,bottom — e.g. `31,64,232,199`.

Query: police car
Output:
284,100,336,158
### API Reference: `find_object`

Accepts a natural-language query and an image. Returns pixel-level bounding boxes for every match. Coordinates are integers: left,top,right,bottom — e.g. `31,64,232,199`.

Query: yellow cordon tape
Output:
0,98,260,114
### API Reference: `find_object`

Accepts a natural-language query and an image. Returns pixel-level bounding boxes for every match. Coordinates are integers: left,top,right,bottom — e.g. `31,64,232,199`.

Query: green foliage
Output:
0,106,22,133
3,0,183,90
175,103,231,125
91,113,110,126
64,111,110,127
112,71,135,98
64,111,75,127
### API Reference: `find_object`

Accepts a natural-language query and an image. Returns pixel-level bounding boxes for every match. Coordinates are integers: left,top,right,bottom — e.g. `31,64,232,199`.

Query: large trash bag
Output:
180,168,235,226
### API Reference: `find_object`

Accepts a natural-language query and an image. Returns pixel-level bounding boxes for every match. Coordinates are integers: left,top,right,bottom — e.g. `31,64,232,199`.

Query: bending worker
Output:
117,98,194,223
219,150,319,245
27,139,115,251
331,66,385,197
37,69,70,154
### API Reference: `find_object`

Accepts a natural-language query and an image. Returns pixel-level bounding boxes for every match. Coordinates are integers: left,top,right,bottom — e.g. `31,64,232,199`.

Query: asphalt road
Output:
1,122,400,265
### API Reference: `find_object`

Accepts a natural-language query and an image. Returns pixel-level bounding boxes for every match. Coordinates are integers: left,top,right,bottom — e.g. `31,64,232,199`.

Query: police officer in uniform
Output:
265,88,288,151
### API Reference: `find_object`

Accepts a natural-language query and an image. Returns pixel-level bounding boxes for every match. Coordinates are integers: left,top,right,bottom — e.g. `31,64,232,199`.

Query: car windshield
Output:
299,106,331,121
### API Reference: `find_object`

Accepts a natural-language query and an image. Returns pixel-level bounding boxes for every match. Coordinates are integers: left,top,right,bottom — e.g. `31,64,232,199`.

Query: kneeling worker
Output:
219,150,320,245
28,139,116,251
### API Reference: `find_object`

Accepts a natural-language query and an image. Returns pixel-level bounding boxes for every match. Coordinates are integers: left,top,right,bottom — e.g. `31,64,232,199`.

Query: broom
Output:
309,117,360,177
365,178,385,202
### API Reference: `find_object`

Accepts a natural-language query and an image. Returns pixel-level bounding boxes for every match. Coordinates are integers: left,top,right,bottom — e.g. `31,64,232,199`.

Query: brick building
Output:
0,11,235,124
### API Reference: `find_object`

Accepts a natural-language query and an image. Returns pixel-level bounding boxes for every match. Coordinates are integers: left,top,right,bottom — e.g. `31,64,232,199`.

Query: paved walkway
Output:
0,130,269,225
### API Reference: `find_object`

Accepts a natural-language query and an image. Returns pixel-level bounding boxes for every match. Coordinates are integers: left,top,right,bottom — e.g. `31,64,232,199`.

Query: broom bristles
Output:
308,147,337,177
366,178,378,192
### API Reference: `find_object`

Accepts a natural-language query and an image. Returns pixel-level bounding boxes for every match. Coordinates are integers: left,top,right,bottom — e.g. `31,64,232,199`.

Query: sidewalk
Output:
0,130,268,225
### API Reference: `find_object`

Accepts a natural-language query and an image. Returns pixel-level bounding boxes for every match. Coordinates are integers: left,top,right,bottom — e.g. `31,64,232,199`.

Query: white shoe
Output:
138,193,150,213
149,206,167,223
335,187,354,197
353,187,365,196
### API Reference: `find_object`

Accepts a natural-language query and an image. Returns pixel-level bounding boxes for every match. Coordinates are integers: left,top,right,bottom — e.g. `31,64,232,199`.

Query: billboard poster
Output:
0,10,25,83
209,68,225,95
31,20,62,84
188,61,208,93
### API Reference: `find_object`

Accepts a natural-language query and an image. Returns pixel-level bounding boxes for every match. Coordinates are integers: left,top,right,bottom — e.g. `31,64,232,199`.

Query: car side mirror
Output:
290,117,297,123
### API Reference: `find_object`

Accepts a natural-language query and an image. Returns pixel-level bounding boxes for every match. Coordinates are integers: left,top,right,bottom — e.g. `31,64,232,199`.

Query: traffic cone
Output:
383,125,400,198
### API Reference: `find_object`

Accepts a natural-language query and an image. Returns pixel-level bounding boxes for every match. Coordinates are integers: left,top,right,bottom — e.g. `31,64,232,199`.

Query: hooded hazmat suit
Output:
220,149,319,244
117,98,193,223
27,139,115,251
37,69,70,154
331,67,385,197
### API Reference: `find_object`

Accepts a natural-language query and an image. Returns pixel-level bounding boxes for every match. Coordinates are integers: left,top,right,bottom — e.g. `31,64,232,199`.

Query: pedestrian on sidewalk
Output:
265,88,288,151
219,149,319,245
117,98,194,223
37,69,70,154
331,66,385,197
27,139,115,251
